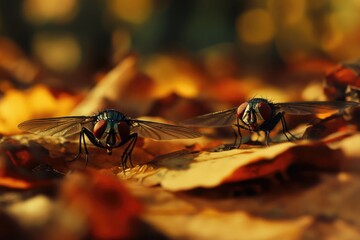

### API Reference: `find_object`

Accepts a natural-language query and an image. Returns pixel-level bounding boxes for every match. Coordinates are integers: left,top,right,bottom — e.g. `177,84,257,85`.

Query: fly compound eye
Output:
118,121,130,141
257,102,272,121
93,120,107,139
236,102,248,118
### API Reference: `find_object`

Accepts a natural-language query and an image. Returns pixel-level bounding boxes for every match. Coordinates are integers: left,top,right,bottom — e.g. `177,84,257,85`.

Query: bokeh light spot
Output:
22,0,78,24
32,33,81,72
144,55,201,98
267,0,305,26
107,0,153,24
237,9,275,45
321,14,344,52
111,29,132,63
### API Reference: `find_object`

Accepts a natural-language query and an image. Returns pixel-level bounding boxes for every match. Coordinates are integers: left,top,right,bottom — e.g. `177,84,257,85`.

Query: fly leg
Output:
224,118,243,150
261,112,299,144
66,129,88,165
232,117,243,149
261,112,283,145
116,133,138,170
280,113,300,142
68,129,86,165
264,131,270,146
231,128,239,147
67,127,103,167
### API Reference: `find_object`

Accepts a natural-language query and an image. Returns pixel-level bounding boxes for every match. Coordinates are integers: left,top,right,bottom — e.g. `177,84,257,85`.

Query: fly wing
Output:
129,119,202,140
274,101,358,115
18,116,95,138
181,107,238,127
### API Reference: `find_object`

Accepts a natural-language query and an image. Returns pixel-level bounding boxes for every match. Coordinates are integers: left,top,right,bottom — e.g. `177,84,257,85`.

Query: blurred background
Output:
2,0,360,82
1,0,360,132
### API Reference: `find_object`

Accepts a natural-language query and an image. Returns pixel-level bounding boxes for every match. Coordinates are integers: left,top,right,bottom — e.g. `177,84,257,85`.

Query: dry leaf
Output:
123,174,360,240
324,61,360,100
0,137,61,189
121,138,345,191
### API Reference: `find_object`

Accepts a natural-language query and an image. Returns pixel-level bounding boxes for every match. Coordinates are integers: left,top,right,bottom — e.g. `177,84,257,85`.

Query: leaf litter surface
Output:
1,54,360,239
123,139,344,191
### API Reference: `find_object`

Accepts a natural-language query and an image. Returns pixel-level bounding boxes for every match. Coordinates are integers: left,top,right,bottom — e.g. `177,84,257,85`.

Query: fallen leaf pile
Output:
1,40,360,239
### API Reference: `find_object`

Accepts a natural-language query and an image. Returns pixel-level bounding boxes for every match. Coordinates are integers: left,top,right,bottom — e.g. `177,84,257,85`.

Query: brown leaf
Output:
9,133,156,173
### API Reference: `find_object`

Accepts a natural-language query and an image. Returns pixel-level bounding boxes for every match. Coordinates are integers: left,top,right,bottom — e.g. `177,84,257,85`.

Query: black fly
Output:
18,109,202,169
182,98,358,147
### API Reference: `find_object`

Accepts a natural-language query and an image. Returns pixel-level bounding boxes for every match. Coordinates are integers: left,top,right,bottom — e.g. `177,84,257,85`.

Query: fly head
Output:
237,98,273,130
93,119,121,151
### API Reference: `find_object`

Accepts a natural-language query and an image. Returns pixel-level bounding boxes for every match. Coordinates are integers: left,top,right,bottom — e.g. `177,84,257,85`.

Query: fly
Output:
18,109,202,169
182,98,358,147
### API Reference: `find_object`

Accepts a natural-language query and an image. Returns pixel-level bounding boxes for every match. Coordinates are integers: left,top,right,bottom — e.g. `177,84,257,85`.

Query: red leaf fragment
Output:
0,138,59,189
324,62,360,100
59,170,142,239
224,143,342,184
302,115,356,140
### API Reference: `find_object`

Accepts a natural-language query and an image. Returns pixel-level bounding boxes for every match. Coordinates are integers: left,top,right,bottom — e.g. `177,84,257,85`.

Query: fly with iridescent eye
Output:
182,98,358,147
18,109,202,169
